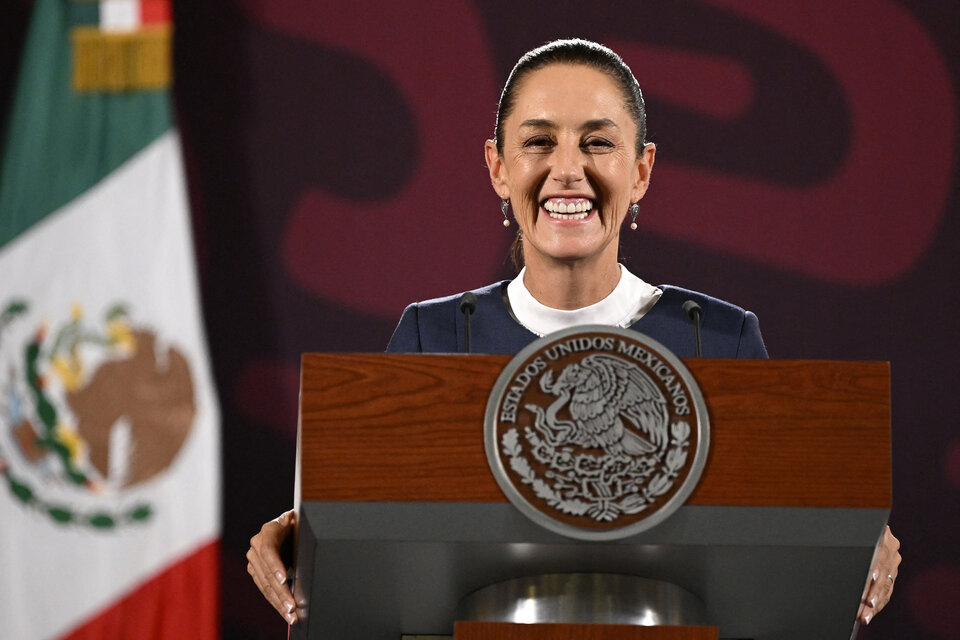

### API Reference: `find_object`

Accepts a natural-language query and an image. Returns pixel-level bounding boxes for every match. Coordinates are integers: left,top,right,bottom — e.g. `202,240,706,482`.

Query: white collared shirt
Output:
506,264,662,337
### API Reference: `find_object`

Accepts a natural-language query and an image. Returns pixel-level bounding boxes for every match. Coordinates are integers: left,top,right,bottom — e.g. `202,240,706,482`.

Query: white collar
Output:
506,264,662,337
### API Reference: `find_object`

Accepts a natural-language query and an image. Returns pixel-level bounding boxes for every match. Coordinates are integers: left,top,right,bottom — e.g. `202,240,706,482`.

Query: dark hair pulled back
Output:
495,38,648,156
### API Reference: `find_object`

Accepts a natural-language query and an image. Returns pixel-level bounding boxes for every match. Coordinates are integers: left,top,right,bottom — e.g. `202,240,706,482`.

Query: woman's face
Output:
486,64,655,267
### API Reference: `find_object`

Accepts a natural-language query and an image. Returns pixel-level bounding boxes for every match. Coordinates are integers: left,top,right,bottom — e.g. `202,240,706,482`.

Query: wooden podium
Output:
291,355,890,640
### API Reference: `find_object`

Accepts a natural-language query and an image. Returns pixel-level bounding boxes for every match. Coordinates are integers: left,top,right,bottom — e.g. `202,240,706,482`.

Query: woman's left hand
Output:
857,525,901,625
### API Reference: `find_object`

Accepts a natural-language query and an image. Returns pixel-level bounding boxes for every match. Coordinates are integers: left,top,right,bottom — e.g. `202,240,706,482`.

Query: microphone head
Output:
459,292,478,315
681,299,703,319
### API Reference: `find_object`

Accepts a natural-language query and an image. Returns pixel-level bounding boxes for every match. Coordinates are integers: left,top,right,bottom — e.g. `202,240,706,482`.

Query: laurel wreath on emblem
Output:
0,300,152,529
500,353,692,523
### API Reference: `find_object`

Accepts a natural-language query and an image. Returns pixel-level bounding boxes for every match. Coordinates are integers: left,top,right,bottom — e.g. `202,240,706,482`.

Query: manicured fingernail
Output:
286,602,294,614
870,596,878,608
275,571,286,585
864,613,872,625
287,612,297,625
872,570,879,581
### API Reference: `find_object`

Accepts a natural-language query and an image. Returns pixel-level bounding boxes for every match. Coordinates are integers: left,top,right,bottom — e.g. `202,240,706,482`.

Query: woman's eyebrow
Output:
581,118,619,131
518,118,620,131
519,118,555,129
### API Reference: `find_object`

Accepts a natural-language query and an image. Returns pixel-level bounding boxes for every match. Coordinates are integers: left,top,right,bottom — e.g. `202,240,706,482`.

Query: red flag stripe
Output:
60,540,219,640
140,0,171,26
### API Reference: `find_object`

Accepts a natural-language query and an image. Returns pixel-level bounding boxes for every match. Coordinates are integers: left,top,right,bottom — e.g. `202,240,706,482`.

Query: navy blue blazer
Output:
386,281,767,358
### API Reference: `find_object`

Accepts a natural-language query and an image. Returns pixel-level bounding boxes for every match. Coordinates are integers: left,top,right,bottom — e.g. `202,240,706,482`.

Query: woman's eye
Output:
523,136,554,149
583,138,614,151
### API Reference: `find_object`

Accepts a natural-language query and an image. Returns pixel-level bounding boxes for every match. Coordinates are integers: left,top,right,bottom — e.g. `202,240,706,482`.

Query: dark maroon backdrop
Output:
4,1,959,638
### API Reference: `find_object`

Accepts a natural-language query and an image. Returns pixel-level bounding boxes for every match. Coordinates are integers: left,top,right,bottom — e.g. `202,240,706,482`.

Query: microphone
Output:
681,300,703,358
459,292,478,354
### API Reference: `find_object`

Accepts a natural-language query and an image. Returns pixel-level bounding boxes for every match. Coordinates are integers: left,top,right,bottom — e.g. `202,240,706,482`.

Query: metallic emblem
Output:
484,326,709,540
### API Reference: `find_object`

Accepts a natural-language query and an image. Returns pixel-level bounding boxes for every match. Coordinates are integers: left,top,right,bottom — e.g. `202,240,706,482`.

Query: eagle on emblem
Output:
525,353,669,456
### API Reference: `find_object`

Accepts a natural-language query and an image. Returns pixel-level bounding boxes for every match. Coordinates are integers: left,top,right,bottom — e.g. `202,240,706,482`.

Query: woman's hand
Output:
857,525,901,625
247,510,298,625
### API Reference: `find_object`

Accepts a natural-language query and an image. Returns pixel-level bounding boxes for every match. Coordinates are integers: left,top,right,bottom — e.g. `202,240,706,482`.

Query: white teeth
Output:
543,199,594,218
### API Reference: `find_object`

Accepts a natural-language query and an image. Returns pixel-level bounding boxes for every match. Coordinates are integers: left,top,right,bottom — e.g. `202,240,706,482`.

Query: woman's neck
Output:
521,253,622,310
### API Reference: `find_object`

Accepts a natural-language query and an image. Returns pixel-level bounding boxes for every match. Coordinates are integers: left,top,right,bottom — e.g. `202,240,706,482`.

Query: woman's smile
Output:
541,197,595,221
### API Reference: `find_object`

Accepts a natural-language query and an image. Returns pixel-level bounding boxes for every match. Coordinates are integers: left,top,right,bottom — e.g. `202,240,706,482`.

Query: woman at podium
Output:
246,38,900,629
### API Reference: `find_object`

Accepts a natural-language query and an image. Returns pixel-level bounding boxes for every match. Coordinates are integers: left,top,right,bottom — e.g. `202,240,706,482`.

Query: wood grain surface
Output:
299,354,890,508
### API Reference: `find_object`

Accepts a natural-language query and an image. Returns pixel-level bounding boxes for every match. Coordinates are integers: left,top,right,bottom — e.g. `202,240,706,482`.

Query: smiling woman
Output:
245,38,900,628
491,40,652,296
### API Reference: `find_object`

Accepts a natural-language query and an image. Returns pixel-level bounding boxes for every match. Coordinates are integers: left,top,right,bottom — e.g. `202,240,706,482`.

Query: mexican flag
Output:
0,1,220,638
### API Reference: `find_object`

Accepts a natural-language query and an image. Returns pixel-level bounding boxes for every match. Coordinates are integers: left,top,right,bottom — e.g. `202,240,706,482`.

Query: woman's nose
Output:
550,142,584,185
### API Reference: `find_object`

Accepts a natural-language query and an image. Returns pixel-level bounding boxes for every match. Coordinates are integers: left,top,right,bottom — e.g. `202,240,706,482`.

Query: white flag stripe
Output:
99,0,142,32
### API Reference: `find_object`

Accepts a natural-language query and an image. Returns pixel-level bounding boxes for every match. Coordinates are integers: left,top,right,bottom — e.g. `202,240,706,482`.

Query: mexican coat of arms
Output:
485,326,709,540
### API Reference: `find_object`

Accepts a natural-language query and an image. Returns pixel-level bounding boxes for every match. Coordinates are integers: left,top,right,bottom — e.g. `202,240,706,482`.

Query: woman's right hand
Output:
247,509,298,625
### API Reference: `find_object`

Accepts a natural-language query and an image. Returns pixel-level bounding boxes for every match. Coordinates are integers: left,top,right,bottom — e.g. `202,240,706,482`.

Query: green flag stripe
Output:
0,0,171,250
67,2,99,27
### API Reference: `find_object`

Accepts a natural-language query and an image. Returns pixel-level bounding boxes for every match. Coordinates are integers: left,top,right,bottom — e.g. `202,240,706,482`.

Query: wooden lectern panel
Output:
454,622,718,640
299,355,890,508
293,354,890,640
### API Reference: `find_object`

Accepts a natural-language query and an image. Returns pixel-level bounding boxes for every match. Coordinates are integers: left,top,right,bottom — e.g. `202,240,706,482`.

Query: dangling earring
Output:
628,203,639,230
501,199,511,227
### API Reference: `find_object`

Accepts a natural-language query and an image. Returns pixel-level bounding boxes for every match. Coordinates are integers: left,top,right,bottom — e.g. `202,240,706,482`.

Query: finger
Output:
858,569,878,624
249,524,288,586
248,565,284,614
249,544,297,622
247,560,282,616
860,571,896,623
249,515,298,622
872,572,896,614
253,513,295,581
858,524,902,624
268,574,297,625
867,526,901,616
247,551,287,616
251,557,297,623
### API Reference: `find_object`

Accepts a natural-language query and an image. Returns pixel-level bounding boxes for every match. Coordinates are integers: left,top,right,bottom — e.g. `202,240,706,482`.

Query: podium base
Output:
457,574,707,626
454,622,718,640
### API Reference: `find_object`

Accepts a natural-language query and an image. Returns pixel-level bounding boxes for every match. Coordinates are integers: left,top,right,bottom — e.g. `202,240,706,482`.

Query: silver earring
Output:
501,199,511,227
628,203,639,230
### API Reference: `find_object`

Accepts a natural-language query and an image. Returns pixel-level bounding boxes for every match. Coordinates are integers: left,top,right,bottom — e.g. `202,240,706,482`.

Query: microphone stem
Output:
693,311,702,358
464,312,472,354
459,292,478,354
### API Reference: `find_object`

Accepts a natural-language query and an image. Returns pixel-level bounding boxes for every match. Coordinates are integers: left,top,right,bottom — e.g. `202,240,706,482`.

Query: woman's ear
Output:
631,142,656,202
485,139,509,199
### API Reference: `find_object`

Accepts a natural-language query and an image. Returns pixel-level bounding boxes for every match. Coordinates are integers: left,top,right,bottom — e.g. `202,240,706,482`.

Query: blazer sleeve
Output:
385,304,423,353
736,310,769,359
